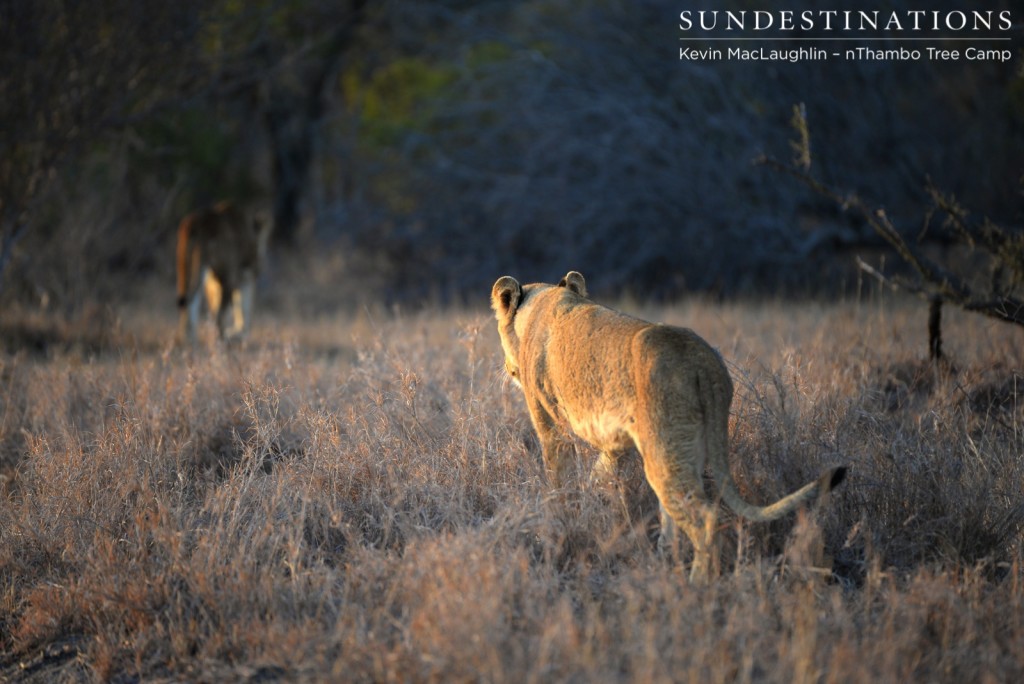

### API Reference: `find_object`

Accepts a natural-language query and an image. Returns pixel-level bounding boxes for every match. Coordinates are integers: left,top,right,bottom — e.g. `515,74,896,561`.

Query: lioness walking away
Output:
491,271,846,581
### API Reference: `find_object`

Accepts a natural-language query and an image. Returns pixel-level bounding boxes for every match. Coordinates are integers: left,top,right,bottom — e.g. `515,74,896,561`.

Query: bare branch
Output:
759,154,1024,328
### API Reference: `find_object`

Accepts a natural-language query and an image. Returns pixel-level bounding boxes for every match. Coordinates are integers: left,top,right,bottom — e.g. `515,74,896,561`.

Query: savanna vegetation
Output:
2,0,1024,681
2,292,1024,681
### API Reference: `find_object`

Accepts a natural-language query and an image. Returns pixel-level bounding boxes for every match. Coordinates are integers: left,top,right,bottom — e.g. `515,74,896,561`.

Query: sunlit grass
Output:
1,292,1023,681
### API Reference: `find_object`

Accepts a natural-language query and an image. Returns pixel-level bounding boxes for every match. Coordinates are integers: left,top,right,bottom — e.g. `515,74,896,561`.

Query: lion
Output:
491,271,846,581
176,201,272,344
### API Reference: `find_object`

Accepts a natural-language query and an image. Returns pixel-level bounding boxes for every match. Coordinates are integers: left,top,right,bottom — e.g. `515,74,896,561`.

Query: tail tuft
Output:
828,466,848,491
177,295,187,309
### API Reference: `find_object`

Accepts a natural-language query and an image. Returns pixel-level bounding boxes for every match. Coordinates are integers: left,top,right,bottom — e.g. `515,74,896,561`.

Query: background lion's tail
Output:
176,213,196,309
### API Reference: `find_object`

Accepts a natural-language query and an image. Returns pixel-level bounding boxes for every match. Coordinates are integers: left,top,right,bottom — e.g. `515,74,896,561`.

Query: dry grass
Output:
2,291,1024,682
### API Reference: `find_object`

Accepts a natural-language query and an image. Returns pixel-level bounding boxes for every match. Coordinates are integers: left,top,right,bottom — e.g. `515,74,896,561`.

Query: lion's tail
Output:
176,213,197,309
704,370,846,522
716,466,847,523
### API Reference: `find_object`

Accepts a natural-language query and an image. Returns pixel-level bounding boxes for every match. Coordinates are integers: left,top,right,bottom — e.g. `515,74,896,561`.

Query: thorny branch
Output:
756,142,1024,328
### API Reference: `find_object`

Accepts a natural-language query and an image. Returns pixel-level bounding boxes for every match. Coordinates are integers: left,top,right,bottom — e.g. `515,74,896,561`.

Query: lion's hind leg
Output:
209,282,236,341
638,428,721,583
178,267,212,345
588,449,625,487
655,490,720,583
236,276,255,337
229,287,246,337
526,401,577,488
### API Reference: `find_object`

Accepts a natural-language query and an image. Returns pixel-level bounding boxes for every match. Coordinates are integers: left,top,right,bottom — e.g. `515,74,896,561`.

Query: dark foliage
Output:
1,0,1021,308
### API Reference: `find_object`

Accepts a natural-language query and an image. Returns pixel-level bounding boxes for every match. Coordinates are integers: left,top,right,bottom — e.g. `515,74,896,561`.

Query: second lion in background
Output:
176,201,272,344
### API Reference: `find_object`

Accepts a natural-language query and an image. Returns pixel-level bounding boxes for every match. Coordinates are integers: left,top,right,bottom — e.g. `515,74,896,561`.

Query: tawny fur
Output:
491,271,846,581
176,201,272,344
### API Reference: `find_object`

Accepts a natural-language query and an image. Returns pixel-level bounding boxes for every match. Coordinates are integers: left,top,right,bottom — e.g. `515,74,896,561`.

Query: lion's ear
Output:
558,271,587,297
491,276,523,320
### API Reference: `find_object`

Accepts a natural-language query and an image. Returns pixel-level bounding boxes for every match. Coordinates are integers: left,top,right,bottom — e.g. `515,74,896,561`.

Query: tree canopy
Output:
1,0,1021,309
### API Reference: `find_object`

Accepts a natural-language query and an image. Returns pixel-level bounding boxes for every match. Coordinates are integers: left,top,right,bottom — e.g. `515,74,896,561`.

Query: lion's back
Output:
186,204,266,281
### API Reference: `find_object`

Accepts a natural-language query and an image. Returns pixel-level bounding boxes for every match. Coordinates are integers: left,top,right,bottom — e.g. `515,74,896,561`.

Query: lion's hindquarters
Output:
628,325,719,492
175,204,268,343
629,325,844,578
643,326,842,525
628,327,721,570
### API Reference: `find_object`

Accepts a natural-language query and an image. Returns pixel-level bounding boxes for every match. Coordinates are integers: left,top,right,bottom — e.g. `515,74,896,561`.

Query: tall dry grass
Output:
1,292,1023,682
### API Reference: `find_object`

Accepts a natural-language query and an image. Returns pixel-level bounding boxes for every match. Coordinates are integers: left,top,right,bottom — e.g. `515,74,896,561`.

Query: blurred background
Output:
1,0,1022,318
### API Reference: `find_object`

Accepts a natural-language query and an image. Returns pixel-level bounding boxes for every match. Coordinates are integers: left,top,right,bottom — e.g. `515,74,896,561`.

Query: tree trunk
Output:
264,1,367,244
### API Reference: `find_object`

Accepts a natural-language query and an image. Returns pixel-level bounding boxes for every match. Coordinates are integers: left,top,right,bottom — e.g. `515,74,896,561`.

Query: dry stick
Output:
856,255,943,360
927,295,943,362
926,181,1017,259
756,155,1024,328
